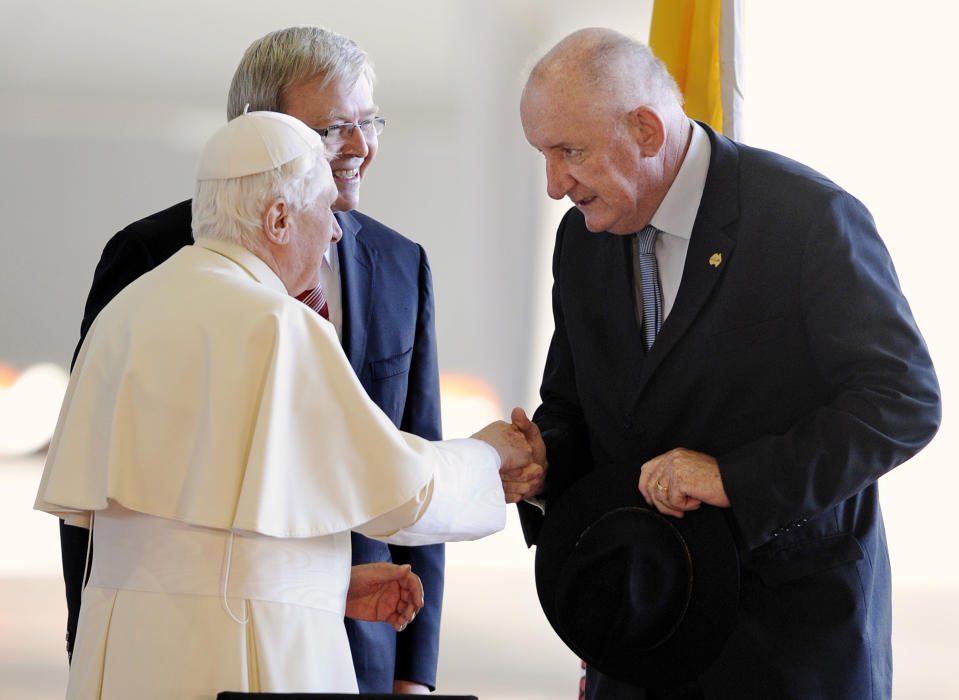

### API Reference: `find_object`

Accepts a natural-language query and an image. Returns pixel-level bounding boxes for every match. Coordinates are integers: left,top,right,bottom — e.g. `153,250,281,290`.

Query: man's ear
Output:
263,198,290,245
630,106,666,157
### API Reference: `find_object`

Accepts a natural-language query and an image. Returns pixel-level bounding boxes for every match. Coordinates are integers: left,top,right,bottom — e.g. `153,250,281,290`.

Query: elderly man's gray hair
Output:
226,26,375,121
192,145,328,249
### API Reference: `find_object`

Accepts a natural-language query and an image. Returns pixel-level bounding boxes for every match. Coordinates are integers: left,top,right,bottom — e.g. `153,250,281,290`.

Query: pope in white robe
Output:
34,111,537,699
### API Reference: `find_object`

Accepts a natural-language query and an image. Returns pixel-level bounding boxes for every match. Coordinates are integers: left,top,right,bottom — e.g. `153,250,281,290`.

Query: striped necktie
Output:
638,225,663,351
296,285,329,320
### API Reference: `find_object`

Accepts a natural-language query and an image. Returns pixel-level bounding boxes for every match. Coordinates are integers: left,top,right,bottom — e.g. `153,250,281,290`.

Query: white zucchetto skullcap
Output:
196,111,322,181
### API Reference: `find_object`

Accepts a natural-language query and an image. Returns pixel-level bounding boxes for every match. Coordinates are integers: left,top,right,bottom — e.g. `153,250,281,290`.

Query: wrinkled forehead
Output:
326,76,377,119
521,70,613,138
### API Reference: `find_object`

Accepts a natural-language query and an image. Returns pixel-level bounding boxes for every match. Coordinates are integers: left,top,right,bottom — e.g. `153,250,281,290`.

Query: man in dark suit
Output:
60,26,444,695
515,28,941,699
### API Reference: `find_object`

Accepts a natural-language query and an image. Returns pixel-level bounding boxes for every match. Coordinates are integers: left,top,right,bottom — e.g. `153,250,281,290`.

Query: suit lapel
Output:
635,124,741,391
335,211,374,375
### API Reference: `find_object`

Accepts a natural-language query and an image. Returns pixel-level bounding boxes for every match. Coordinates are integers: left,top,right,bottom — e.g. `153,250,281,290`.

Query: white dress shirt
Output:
634,120,712,322
321,243,343,341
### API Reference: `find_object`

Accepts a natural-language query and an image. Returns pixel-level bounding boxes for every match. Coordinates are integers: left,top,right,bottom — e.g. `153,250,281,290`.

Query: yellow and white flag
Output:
649,0,744,139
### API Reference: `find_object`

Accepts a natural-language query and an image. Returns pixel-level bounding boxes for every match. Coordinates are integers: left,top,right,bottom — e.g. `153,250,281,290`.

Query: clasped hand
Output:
637,447,731,517
471,407,547,504
346,562,424,632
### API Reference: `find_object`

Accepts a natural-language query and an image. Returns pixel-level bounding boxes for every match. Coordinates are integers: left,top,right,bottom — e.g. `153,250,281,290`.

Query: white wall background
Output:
744,0,959,587
1,0,956,697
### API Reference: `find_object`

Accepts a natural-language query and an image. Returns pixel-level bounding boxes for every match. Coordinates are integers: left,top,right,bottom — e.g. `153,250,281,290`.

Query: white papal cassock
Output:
35,237,506,699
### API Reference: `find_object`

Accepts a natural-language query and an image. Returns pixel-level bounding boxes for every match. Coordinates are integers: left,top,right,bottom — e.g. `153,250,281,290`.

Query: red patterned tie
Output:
296,285,329,320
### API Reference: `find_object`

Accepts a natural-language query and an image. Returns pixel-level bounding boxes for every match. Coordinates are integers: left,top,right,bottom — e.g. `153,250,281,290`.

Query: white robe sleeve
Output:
354,438,505,546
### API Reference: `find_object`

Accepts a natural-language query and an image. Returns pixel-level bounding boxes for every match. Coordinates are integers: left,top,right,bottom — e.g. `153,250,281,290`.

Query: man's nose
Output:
545,157,573,200
338,124,370,158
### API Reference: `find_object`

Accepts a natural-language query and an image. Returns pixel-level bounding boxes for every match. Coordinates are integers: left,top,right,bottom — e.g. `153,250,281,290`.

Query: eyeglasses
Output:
313,118,386,146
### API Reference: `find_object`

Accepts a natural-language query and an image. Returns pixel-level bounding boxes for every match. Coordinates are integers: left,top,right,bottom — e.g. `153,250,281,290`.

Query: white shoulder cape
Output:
35,238,494,539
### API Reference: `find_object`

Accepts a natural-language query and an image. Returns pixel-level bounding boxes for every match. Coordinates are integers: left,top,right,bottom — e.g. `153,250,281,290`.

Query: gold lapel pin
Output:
709,253,723,268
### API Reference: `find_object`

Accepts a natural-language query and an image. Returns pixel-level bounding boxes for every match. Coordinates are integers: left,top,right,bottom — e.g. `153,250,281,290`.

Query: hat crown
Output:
534,468,740,689
196,111,323,181
555,508,692,657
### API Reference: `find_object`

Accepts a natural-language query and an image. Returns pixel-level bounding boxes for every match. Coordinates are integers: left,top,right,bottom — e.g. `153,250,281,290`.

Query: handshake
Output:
471,407,547,504
346,408,547,637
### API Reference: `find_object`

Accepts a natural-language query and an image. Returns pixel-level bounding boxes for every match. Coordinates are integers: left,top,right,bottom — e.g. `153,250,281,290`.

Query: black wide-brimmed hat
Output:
535,468,740,689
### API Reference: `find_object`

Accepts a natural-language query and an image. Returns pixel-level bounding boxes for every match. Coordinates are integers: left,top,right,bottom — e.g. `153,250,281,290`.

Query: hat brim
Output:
535,468,739,688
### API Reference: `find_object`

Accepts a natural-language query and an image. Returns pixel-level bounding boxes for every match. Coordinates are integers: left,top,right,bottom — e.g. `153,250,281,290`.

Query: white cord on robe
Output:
222,531,249,624
80,510,94,594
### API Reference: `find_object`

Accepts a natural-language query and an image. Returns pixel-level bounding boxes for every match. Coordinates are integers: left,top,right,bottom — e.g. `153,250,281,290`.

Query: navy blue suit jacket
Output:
520,124,941,699
60,201,445,692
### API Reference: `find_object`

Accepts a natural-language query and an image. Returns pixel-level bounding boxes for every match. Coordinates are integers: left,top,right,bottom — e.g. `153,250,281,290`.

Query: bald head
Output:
520,28,691,235
524,28,682,117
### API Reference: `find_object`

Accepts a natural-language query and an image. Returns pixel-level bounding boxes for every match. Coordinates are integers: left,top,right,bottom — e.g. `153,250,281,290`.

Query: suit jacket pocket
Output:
371,347,413,380
755,533,864,586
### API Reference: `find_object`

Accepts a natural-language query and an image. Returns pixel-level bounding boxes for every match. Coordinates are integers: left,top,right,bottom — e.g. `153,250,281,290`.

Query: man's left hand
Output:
638,447,731,517
345,563,424,632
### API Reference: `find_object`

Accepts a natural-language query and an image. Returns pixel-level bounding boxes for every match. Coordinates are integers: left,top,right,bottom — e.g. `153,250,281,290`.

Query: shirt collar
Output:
194,236,288,296
324,240,339,273
649,120,711,241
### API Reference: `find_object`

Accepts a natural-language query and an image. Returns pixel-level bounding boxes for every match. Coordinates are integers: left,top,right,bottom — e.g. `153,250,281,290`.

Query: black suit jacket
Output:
520,124,941,699
61,200,445,692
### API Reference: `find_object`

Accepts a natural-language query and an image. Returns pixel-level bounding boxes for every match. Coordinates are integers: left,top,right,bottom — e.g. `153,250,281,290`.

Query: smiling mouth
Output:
333,168,359,180
576,196,596,206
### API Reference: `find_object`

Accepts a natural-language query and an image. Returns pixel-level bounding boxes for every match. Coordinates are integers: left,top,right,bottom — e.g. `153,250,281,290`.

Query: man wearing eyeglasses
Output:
60,26,444,696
